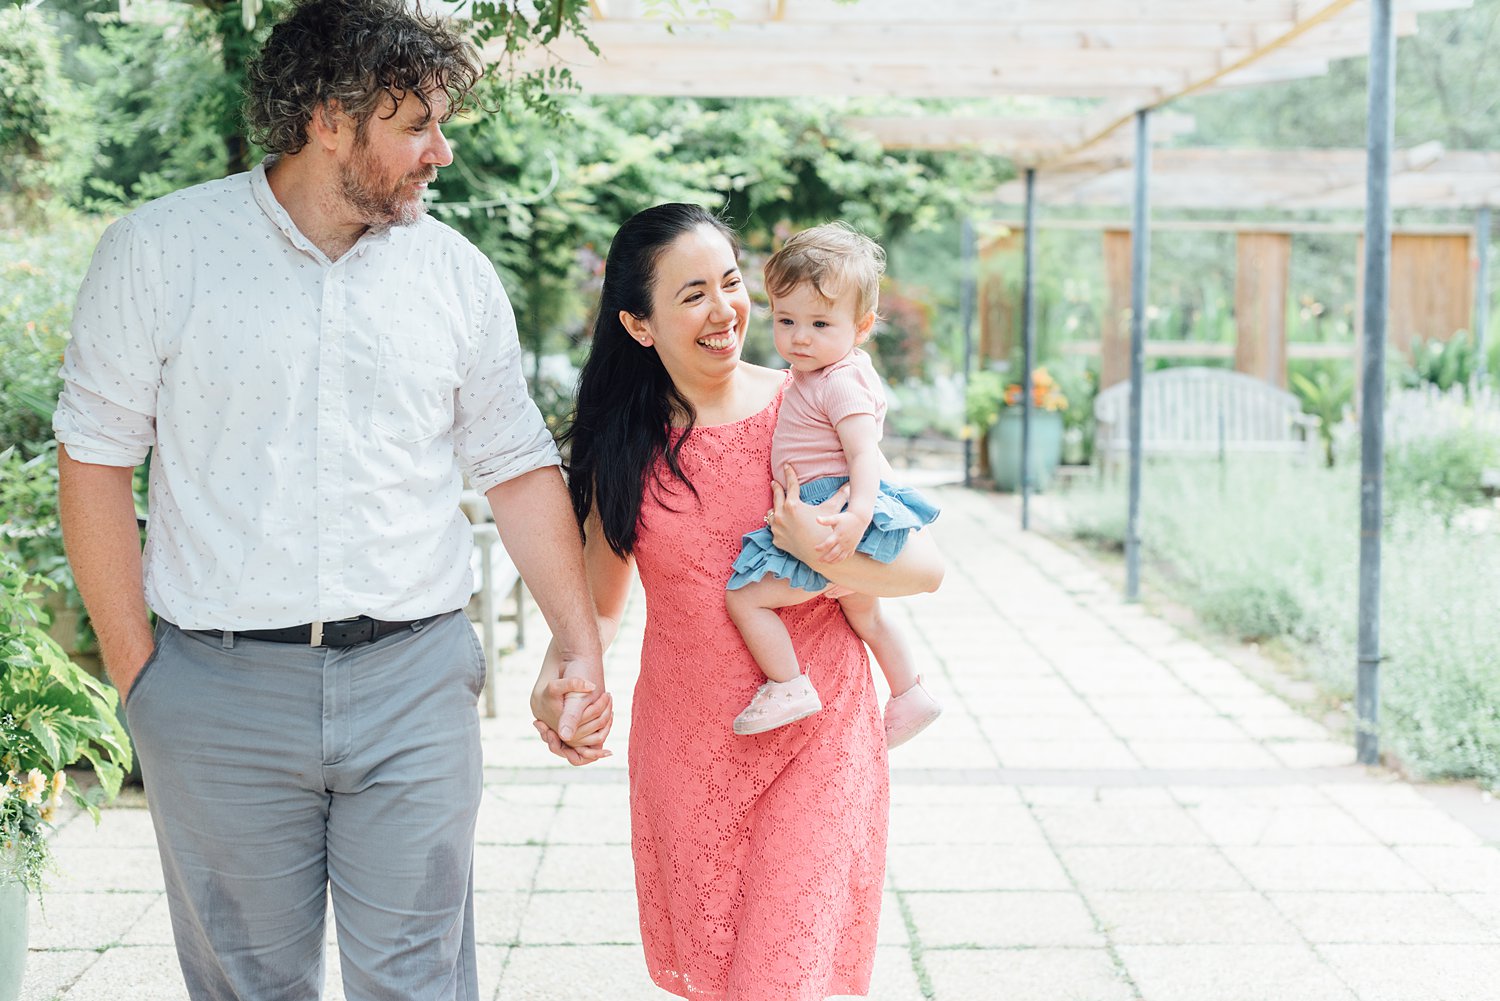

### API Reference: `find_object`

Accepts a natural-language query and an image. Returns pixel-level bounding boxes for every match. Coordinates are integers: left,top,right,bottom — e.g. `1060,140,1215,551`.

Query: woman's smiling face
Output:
621,224,750,386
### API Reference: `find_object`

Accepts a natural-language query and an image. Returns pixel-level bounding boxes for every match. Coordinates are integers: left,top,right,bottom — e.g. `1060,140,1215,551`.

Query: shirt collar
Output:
249,157,395,264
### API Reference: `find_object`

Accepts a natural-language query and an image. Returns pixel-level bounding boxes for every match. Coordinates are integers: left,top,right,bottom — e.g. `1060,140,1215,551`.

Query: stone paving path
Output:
20,484,1500,1000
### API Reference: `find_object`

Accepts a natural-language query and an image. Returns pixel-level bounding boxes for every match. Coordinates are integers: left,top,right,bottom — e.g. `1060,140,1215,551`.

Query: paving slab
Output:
1267,891,1498,944
1319,944,1500,1001
900,890,1103,948
923,947,1134,1001
1088,890,1303,945
1118,942,1358,1001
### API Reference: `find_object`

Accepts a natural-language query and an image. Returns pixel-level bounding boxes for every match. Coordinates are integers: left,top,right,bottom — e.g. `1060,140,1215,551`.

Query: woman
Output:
530,204,943,1000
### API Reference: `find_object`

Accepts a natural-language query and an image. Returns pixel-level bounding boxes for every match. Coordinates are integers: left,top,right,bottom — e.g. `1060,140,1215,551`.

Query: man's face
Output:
338,88,453,228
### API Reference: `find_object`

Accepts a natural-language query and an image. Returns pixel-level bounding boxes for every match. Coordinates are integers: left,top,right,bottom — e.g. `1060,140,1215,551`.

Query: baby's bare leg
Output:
837,593,919,696
727,577,821,683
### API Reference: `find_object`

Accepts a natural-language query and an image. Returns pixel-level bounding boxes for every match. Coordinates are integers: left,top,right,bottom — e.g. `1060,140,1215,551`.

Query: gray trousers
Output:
125,611,485,1001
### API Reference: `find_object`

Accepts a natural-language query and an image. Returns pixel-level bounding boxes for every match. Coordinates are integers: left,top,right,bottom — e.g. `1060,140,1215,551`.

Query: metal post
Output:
1125,109,1151,602
1476,205,1491,387
1021,167,1038,529
960,218,976,488
1356,0,1395,767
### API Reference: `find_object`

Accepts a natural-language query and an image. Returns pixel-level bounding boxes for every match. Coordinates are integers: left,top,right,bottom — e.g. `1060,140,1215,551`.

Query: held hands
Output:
530,650,613,766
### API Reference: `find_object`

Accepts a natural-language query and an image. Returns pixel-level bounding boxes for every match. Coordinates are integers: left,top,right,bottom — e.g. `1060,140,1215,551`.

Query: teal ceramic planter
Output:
0,874,25,1001
987,409,1065,492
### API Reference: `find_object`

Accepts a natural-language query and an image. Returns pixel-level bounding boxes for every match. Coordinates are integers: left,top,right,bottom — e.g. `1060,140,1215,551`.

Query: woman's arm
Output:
770,464,944,597
530,508,636,764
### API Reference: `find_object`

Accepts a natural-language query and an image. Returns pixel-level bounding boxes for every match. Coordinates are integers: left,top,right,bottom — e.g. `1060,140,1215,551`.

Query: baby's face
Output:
769,283,873,374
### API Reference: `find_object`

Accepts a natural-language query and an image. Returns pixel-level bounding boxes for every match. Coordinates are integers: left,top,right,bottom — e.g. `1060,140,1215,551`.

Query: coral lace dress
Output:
628,379,889,1001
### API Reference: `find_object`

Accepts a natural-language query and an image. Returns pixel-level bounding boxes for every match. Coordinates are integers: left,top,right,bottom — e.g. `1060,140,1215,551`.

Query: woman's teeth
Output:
699,333,735,349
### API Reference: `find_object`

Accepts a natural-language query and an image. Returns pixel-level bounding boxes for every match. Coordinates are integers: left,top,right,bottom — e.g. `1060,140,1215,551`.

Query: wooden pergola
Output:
505,0,1476,764
508,0,1469,164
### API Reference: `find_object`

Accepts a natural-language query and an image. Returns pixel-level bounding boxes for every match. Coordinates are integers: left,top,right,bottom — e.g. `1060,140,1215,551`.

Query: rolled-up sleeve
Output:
53,217,162,467
454,268,560,495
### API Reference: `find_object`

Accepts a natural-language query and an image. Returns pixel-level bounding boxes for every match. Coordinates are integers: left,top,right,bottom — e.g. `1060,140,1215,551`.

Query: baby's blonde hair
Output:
764,221,886,321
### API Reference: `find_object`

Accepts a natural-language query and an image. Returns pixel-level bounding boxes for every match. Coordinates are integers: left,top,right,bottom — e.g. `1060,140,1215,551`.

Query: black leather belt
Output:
220,616,429,648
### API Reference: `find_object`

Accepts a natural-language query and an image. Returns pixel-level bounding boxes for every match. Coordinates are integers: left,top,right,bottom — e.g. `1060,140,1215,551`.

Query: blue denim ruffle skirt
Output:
726,475,941,593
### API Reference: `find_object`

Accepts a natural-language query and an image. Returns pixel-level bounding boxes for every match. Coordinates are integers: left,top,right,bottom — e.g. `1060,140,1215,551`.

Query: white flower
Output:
20,769,47,805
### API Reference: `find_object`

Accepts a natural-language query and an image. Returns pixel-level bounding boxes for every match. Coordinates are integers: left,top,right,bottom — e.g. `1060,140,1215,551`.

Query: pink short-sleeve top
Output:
769,348,887,485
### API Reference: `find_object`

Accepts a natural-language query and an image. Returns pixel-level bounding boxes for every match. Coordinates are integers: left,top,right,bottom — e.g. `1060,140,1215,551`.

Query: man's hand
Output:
107,638,158,705
58,447,155,703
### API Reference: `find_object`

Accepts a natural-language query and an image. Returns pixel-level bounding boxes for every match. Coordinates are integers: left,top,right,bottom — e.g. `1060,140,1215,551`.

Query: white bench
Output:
1093,366,1314,470
461,492,526,718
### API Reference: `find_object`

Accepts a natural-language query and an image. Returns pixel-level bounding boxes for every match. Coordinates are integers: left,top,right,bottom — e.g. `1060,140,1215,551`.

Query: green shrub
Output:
1,216,108,456
1386,428,1500,518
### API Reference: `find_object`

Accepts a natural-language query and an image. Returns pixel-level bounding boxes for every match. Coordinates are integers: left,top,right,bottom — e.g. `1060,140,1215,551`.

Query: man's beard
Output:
338,138,435,229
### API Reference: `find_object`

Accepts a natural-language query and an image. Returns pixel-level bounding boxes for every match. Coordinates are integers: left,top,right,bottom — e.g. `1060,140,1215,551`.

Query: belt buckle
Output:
311,617,364,647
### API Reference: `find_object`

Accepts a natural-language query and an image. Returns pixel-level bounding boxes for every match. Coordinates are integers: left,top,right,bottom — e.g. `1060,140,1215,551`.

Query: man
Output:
54,1,607,997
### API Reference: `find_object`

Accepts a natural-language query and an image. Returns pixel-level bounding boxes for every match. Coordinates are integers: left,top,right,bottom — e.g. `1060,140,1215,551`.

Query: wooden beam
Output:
1389,233,1474,355
510,58,1201,98
772,1,1304,24
1235,232,1292,387
1101,229,1134,389
1044,0,1362,167
1062,341,1356,359
984,218,1478,237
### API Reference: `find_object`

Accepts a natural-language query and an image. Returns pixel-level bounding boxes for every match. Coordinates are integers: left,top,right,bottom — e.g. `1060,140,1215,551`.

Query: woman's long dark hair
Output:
559,204,739,558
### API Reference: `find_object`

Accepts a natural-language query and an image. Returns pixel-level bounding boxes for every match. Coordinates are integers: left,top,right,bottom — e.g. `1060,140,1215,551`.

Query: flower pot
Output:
987,409,1064,492
0,871,25,1001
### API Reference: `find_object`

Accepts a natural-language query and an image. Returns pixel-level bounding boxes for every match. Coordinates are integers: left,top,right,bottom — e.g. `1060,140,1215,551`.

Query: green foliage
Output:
71,4,245,208
1386,428,1500,519
433,96,1003,371
469,0,598,125
1057,454,1500,788
888,375,963,440
0,7,97,221
0,216,106,456
1400,332,1498,394
963,370,1007,430
1290,364,1353,467
1,543,133,895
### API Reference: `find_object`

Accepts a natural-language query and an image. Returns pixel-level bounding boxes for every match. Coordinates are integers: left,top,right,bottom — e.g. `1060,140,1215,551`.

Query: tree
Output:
431,95,1006,379
0,6,96,221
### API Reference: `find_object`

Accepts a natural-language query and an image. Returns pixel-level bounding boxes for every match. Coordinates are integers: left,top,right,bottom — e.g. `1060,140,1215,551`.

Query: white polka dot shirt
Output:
54,160,560,630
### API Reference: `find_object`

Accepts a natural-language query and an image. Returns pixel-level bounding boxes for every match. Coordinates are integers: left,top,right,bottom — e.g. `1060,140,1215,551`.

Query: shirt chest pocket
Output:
371,335,459,443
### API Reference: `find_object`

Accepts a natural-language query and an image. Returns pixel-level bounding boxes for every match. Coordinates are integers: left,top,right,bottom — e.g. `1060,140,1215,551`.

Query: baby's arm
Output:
816,413,882,563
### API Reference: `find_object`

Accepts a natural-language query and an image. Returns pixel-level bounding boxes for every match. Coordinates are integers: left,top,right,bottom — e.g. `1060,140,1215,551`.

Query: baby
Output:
726,222,942,748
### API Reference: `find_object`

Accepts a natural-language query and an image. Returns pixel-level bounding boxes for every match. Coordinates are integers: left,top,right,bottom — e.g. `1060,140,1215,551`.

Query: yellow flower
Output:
50,771,66,805
40,804,56,824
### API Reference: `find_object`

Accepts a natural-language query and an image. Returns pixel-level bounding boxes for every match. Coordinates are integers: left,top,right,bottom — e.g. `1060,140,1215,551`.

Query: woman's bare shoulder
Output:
739,362,790,395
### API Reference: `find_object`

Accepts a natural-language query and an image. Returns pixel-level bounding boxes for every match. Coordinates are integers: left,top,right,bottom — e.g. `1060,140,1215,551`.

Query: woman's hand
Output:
769,464,944,599
768,464,850,566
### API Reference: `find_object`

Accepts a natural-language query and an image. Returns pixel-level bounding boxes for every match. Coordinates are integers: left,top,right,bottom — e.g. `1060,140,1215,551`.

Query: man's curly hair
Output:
245,0,481,156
